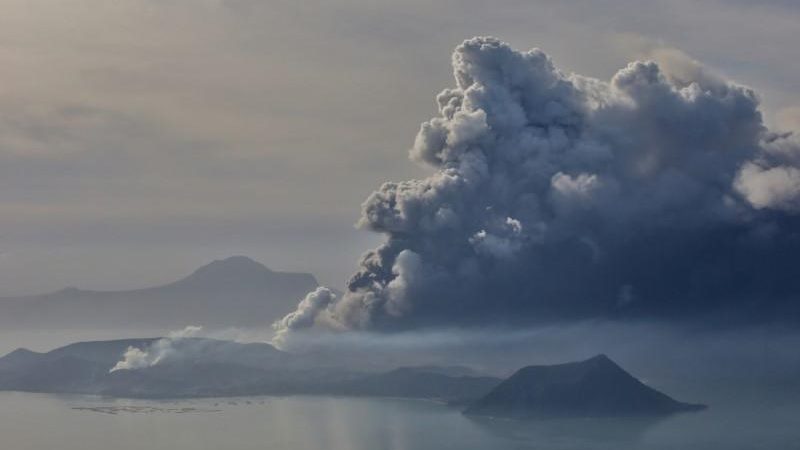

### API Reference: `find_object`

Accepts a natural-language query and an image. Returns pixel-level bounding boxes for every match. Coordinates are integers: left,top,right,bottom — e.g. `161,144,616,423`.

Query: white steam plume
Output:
109,326,203,372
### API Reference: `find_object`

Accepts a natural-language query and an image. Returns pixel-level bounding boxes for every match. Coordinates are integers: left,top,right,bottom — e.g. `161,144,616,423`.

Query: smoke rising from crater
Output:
110,326,203,372
274,37,800,346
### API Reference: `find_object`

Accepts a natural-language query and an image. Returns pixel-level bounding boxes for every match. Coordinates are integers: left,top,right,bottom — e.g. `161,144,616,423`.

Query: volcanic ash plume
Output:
273,37,800,346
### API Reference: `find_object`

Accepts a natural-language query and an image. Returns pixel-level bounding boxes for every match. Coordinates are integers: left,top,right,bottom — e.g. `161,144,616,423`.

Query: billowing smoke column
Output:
274,37,800,345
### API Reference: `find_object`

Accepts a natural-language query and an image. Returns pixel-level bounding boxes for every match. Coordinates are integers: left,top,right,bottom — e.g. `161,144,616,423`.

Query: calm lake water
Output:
0,391,797,450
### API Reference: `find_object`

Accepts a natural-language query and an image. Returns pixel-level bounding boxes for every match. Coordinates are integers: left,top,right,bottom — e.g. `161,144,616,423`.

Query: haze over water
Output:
1,391,796,450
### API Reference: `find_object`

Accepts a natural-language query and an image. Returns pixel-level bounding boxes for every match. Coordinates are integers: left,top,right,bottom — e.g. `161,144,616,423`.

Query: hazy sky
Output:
1,0,799,296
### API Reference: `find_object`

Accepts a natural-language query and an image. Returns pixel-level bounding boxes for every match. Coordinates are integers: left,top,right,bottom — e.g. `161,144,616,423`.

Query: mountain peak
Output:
585,353,616,367
0,347,42,369
179,256,273,286
164,256,319,296
5,348,39,358
199,256,271,273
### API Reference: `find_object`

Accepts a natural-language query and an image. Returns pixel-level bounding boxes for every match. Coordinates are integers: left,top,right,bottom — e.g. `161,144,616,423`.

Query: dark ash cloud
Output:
274,37,800,343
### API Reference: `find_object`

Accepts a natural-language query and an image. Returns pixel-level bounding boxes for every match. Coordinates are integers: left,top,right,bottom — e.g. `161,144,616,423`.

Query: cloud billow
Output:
274,37,800,342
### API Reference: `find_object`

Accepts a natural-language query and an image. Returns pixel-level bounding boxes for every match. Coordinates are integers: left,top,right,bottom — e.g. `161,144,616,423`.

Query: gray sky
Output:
0,0,798,295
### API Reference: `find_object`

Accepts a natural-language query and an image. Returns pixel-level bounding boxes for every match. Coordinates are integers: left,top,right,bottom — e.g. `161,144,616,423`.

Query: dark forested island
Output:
464,354,706,418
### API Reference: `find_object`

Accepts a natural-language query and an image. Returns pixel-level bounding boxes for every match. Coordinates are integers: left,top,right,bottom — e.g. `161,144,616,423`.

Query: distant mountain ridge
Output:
0,338,500,401
0,339,707,417
0,256,319,329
